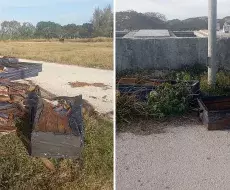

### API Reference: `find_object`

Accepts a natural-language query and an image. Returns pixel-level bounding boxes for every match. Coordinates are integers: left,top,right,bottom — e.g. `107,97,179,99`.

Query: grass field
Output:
0,114,113,190
0,37,113,189
0,39,113,70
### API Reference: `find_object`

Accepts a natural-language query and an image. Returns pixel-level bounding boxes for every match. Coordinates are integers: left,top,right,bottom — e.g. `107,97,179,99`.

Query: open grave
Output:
0,57,84,159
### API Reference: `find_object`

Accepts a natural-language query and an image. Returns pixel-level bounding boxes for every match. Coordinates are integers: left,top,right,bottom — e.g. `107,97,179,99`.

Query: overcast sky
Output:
116,0,230,20
0,0,112,25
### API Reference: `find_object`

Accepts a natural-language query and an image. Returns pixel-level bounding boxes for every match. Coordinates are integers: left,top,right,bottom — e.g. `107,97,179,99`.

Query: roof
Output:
133,29,170,38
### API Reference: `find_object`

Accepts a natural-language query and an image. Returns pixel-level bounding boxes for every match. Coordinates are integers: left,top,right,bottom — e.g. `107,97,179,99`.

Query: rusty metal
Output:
0,57,42,133
198,96,230,130
29,92,84,158
0,81,31,133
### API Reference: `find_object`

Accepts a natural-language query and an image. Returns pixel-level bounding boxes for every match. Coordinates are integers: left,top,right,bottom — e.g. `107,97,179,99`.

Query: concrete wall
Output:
116,37,230,73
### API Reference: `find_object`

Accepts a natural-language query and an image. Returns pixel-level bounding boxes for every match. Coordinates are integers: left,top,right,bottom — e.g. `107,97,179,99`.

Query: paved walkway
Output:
19,58,113,115
117,122,230,190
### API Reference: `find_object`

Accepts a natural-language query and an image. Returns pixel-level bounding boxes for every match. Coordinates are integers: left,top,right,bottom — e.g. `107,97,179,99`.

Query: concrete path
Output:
19,59,113,115
116,122,230,190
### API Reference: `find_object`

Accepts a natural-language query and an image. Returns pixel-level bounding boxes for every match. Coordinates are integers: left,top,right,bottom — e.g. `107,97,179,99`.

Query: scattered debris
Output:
69,81,109,88
89,96,97,99
0,58,42,134
40,157,56,171
0,56,19,65
0,57,84,159
0,57,42,80
0,81,32,133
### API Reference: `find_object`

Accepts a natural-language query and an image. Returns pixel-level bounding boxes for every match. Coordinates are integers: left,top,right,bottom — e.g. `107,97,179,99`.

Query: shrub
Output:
147,82,191,118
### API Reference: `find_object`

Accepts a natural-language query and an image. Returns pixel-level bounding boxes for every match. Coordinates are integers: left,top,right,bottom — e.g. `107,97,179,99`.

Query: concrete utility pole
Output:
208,0,217,87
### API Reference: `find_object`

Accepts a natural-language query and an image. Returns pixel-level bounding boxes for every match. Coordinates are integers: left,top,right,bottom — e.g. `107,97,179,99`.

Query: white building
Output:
223,21,230,33
217,22,220,31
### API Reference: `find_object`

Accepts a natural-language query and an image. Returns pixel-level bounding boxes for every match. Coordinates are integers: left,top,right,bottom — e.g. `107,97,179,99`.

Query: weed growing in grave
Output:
116,92,148,123
116,64,230,126
147,83,191,118
116,82,191,124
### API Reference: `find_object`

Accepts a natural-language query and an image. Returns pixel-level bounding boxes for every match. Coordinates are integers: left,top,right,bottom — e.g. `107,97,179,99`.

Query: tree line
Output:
116,10,230,31
1,5,113,40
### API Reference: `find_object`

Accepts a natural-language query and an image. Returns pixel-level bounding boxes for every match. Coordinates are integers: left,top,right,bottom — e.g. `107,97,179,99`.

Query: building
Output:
217,22,220,31
223,21,230,33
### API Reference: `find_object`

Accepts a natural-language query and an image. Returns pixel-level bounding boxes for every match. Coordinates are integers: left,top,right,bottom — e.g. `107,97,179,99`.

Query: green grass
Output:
0,115,113,190
0,40,113,70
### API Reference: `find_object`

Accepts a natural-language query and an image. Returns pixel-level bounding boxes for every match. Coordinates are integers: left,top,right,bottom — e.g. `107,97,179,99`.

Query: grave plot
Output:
0,57,83,158
198,96,230,130
116,77,200,101
30,92,84,158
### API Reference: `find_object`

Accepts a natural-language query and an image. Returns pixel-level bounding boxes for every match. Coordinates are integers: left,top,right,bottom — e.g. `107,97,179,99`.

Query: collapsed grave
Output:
198,96,230,130
30,92,84,158
116,76,230,130
0,81,29,132
117,77,200,101
0,57,83,158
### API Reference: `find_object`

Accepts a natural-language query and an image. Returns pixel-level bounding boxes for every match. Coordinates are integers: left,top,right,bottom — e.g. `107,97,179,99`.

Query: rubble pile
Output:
0,56,42,80
0,80,31,132
0,57,83,158
0,56,42,133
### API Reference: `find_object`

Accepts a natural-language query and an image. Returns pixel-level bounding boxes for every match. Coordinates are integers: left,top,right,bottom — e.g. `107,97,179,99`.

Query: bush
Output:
116,82,191,123
147,82,191,118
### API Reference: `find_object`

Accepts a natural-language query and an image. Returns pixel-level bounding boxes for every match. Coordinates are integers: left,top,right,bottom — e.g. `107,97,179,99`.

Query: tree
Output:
1,20,21,39
82,23,93,37
116,11,167,30
19,22,36,39
35,21,64,39
145,12,167,22
0,4,113,40
91,5,113,37
63,24,80,38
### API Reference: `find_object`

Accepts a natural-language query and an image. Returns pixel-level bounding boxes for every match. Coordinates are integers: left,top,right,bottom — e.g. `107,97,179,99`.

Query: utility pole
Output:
208,0,217,87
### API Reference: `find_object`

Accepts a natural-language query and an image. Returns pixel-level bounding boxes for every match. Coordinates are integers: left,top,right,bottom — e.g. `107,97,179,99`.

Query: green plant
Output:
116,64,230,126
200,71,230,96
166,63,206,81
116,82,192,124
147,83,191,118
